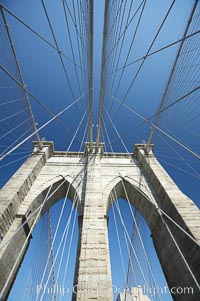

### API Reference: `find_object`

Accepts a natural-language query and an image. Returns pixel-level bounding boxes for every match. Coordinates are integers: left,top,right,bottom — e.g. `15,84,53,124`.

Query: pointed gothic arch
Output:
0,143,199,301
106,176,157,227
104,174,200,301
0,168,81,300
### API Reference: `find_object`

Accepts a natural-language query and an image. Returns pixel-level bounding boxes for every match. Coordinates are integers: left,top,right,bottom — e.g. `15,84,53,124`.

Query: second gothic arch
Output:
0,143,200,301
104,176,160,233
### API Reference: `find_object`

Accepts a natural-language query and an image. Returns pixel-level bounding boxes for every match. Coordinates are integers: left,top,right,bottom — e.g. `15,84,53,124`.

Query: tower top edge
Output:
32,141,154,158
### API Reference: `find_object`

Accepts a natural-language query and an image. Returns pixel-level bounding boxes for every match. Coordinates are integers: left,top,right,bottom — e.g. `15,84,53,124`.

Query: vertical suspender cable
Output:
47,209,56,301
96,0,110,147
0,7,42,149
89,0,94,150
147,0,199,147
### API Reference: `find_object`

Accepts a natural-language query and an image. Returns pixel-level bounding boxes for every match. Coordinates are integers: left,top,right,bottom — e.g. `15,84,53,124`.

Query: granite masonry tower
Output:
0,142,199,301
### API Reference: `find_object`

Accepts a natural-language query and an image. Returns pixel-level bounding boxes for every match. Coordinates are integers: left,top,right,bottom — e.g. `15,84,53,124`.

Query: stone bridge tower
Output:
0,142,199,301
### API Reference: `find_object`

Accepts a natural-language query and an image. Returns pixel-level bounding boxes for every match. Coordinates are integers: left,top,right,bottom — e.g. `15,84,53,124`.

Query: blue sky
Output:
0,0,199,300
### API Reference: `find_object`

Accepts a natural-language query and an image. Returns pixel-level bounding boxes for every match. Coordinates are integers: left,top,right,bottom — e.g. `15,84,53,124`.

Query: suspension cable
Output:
0,63,84,142
147,0,199,146
0,94,85,161
96,0,110,147
0,2,80,68
0,7,41,148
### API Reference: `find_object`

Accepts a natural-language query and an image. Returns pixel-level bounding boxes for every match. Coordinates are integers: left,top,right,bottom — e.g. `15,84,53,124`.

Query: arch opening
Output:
7,197,79,301
106,178,173,301
26,177,81,220
1,177,81,301
106,178,200,301
108,197,173,301
106,178,159,232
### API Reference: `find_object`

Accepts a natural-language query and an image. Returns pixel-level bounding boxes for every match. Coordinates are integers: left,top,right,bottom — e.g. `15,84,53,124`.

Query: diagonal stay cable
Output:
0,97,26,106
0,117,32,141
5,114,88,298
0,6,42,148
105,0,125,80
106,0,123,43
104,0,133,97
76,0,90,91
110,0,147,106
111,197,127,285
39,198,78,301
36,196,76,301
69,0,87,97
0,94,85,161
79,0,90,35
104,86,200,160
58,205,77,301
37,128,92,301
0,183,54,300
110,85,200,123
101,131,144,292
0,123,38,157
51,197,77,301
155,130,200,178
124,223,138,292
106,0,129,106
154,156,200,180
147,0,199,145
0,64,84,144
0,154,31,169
121,179,162,301
0,107,29,123
62,0,82,95
152,124,200,160
115,182,200,292
112,193,154,300
106,29,200,76
63,0,88,56
102,111,200,293
0,114,89,254
105,0,146,61
0,2,81,69
41,0,77,102
47,209,56,301
103,112,200,258
113,0,176,117
58,123,89,301
103,108,200,247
